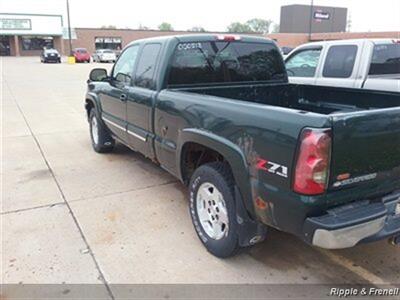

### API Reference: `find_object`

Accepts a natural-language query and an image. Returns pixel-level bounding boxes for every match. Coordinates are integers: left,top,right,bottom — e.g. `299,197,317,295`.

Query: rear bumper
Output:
303,190,400,249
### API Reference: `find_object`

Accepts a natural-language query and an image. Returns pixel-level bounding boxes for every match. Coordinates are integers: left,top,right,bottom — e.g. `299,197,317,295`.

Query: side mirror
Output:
89,68,108,82
115,72,131,84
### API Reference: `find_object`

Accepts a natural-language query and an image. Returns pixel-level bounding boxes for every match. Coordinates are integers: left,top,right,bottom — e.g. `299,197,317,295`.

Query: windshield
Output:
45,49,58,54
77,49,87,53
167,41,286,86
103,50,114,54
369,43,400,75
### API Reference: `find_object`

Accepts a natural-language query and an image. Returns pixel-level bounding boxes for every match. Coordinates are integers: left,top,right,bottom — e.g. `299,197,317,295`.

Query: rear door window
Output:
285,48,321,77
322,45,358,78
134,43,161,90
167,41,285,86
369,43,400,75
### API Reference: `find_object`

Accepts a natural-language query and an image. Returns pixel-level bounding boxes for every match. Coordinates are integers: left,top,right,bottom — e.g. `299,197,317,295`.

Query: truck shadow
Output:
248,227,399,284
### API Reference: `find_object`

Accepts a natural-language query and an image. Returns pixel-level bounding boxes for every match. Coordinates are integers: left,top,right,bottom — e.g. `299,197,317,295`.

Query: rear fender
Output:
177,128,256,220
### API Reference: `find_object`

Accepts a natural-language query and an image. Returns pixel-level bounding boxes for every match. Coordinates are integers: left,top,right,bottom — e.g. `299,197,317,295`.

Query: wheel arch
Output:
177,128,255,218
84,92,101,121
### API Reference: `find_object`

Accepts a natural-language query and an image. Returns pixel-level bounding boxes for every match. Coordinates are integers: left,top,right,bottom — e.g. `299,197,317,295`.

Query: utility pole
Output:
308,0,314,41
66,0,73,56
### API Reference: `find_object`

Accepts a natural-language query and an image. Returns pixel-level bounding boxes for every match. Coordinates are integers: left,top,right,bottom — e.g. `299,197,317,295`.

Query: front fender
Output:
176,128,256,219
85,91,102,119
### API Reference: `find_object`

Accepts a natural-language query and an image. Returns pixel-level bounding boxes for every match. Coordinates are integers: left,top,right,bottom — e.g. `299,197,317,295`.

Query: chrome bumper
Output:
312,216,386,249
303,190,400,249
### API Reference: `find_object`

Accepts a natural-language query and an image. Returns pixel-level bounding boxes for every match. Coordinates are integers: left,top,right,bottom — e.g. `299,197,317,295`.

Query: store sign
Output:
0,18,31,30
314,11,330,20
95,37,122,43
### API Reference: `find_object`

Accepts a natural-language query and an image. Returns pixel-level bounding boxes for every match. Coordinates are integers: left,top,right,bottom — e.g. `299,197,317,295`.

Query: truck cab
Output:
285,39,400,92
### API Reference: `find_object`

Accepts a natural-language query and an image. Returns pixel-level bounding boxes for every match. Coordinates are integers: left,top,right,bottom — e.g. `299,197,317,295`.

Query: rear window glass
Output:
77,49,87,53
369,43,400,75
104,50,114,54
45,49,58,54
167,41,285,86
323,45,358,78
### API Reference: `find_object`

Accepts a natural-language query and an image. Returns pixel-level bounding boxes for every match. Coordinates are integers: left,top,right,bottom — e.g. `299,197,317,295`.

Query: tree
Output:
227,22,253,33
271,23,280,33
158,22,174,31
246,18,272,33
188,26,206,32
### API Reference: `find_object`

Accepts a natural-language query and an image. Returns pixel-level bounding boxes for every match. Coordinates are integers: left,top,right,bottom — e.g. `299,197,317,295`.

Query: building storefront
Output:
0,13,64,56
94,37,122,50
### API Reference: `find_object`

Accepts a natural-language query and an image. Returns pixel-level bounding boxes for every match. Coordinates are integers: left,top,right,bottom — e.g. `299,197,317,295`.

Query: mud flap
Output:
235,186,268,247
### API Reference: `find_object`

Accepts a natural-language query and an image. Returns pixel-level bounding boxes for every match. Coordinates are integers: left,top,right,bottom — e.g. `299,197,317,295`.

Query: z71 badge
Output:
256,158,288,178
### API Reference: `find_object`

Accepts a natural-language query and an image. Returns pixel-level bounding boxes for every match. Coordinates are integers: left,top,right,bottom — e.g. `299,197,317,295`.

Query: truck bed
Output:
175,83,400,115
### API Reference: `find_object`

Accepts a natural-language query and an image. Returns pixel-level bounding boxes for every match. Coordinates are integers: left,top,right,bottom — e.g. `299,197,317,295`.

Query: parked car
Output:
85,35,400,258
92,49,116,63
285,39,400,92
40,48,61,63
72,48,91,63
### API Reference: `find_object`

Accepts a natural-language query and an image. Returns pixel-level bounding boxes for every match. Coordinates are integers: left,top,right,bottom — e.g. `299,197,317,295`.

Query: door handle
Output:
119,94,127,101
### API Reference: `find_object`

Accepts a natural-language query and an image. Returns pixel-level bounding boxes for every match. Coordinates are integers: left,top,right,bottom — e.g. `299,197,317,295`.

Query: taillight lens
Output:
293,128,332,195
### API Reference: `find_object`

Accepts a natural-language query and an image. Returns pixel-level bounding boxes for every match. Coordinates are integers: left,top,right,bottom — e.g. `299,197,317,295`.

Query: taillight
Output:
293,128,332,195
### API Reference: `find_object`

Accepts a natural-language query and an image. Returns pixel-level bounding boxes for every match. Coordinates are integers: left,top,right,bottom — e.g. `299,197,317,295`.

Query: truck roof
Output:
126,34,274,47
295,38,399,48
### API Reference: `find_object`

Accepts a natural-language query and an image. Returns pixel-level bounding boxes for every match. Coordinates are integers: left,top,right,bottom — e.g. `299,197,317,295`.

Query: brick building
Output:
1,13,399,56
62,28,399,56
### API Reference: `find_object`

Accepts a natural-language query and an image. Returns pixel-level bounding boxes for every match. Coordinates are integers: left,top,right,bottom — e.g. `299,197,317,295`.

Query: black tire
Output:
189,162,240,258
89,109,115,153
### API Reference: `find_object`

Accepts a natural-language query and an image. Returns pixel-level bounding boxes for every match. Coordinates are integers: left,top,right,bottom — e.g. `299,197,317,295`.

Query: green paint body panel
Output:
86,35,400,242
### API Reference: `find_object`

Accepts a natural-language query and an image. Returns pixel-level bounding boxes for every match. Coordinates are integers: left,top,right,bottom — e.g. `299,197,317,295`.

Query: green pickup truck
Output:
85,34,400,257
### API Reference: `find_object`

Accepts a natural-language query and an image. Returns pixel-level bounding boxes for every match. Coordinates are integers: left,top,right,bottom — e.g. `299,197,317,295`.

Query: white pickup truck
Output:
285,39,400,92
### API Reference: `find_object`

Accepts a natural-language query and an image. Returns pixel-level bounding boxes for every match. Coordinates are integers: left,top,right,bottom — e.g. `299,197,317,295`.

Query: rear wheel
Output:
89,109,115,153
189,162,240,258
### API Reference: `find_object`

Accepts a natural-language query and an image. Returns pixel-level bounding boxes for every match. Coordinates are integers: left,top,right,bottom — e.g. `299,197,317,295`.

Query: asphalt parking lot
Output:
1,57,399,297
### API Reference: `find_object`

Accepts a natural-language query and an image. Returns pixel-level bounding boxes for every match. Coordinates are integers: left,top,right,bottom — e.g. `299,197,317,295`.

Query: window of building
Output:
21,36,54,50
134,43,161,90
369,43,400,75
285,48,322,77
322,45,358,78
95,37,122,50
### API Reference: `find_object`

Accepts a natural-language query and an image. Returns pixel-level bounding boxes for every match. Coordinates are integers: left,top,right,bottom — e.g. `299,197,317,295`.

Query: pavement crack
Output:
1,202,66,215
4,80,116,300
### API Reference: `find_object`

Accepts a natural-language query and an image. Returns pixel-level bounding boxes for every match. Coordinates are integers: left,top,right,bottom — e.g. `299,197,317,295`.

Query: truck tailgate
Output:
329,107,400,192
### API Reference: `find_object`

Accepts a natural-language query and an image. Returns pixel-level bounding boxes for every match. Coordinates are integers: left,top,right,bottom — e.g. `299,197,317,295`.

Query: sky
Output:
2,0,400,32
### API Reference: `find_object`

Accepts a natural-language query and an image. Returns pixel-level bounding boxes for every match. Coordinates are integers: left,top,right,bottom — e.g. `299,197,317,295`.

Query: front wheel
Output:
89,109,115,153
189,162,240,258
